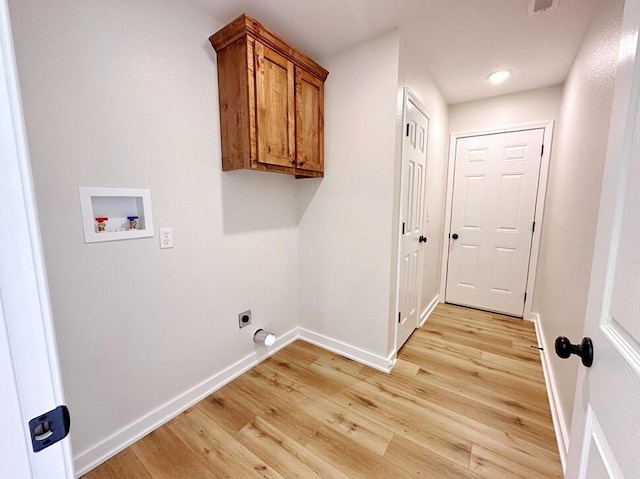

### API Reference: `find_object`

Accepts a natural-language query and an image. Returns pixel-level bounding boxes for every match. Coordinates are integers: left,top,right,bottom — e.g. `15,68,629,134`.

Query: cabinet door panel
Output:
295,68,324,173
255,42,295,168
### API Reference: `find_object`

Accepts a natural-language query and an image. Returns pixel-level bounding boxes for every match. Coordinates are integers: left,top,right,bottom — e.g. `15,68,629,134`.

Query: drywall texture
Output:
297,32,400,359
397,34,449,338
449,85,563,134
9,0,299,462
532,0,624,436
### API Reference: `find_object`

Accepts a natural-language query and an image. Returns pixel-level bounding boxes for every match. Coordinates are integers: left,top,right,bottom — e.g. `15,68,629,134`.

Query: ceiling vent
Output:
528,0,559,16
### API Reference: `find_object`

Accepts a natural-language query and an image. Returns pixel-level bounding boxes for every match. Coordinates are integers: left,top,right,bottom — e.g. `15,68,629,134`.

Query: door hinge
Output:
398,312,401,323
402,222,405,234
29,405,71,452
532,221,536,233
406,123,410,137
524,292,528,304
541,144,544,156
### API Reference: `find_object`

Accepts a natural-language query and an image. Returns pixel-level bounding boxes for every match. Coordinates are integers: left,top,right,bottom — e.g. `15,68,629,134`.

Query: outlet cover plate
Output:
159,227,173,249
238,310,252,329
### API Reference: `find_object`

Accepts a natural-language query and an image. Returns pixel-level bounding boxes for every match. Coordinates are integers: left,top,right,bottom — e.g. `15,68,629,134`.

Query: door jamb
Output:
438,121,555,320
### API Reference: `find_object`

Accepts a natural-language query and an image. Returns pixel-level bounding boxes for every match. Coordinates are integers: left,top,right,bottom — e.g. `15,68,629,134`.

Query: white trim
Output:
575,407,624,479
0,299,33,477
439,121,555,319
74,327,299,476
298,328,394,373
577,406,596,479
419,294,440,328
530,312,569,473
523,124,554,319
591,413,624,479
439,132,458,302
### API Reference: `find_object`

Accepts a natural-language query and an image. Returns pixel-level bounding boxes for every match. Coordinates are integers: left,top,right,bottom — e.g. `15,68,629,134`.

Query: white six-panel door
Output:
446,129,544,317
566,0,640,474
396,92,429,350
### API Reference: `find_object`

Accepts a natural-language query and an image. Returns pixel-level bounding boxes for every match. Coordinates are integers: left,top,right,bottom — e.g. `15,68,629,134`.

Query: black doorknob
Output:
451,233,459,240
555,336,594,367
419,235,427,243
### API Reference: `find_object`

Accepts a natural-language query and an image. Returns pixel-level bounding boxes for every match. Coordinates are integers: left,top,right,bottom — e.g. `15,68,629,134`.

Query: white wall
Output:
296,30,449,362
397,35,449,336
449,85,563,133
297,32,400,361
9,0,299,471
532,0,624,444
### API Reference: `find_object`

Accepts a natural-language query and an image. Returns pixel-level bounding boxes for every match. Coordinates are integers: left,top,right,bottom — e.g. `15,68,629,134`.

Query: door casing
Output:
439,122,554,320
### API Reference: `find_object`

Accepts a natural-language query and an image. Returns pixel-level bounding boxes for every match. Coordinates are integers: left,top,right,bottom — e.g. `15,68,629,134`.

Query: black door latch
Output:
29,405,71,452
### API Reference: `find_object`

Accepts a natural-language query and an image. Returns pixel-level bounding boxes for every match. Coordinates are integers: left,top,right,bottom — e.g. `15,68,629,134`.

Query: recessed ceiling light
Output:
488,70,512,84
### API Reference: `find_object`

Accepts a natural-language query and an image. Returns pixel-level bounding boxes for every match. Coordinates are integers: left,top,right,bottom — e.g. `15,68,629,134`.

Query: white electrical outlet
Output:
159,227,173,249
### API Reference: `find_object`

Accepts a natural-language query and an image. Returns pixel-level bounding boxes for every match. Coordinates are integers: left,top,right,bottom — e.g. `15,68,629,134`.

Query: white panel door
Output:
446,129,544,317
0,0,74,476
566,0,640,475
396,91,429,350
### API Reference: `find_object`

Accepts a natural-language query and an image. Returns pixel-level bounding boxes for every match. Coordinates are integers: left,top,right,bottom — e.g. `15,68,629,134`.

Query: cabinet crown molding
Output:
209,13,329,81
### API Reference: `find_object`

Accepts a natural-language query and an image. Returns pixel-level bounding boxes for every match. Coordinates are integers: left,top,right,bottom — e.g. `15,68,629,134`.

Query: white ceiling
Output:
192,0,599,105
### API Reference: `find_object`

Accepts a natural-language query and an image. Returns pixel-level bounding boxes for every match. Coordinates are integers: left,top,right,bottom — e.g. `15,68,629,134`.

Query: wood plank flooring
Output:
83,304,562,478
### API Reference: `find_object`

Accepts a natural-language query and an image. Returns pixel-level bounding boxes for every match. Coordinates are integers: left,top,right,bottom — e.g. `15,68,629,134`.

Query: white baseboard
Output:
297,327,394,373
73,326,396,476
73,327,299,477
419,294,440,327
530,312,569,473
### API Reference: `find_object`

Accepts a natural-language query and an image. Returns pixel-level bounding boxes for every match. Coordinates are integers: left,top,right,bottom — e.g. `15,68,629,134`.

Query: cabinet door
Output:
255,42,295,168
295,68,324,173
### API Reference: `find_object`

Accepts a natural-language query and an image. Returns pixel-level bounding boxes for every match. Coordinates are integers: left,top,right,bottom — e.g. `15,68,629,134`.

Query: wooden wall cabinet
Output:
210,14,329,178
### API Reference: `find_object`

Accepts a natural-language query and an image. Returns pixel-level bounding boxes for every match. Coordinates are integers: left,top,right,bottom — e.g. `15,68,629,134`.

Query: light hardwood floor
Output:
83,304,562,478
